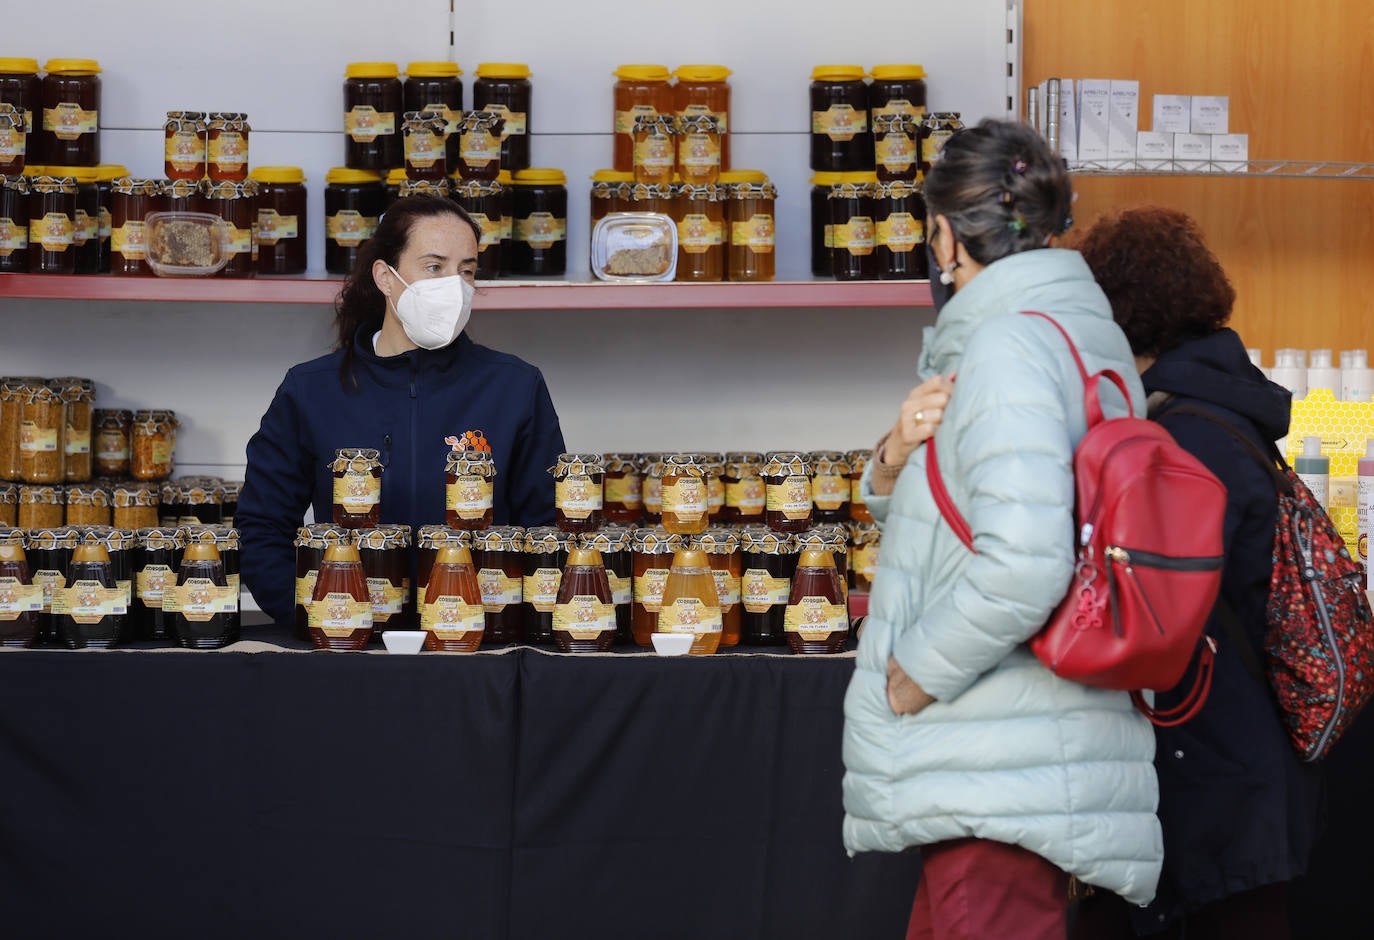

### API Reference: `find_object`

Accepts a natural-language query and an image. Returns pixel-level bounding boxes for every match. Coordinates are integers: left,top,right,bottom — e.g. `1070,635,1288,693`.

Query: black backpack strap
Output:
1151,399,1293,496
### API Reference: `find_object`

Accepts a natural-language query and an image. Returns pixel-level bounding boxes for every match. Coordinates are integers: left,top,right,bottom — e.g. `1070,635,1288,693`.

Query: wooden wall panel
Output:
1024,0,1374,357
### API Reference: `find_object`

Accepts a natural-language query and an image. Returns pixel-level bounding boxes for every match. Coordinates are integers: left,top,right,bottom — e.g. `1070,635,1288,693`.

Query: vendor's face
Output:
373,214,479,298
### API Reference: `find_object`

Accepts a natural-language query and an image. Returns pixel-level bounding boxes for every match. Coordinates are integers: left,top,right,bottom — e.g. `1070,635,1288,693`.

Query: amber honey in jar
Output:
659,453,711,535
846,449,874,523
673,183,725,282
613,65,673,173
873,114,919,182
295,523,350,641
356,524,413,634
677,115,721,185
451,177,503,279
39,59,100,167
0,104,24,175
251,166,307,275
763,452,814,533
693,527,741,647
808,451,852,524
456,110,504,181
0,59,39,157
631,115,677,186
919,112,964,178
550,453,604,534
402,109,448,181
207,179,257,278
473,63,532,172
19,382,64,484
0,483,15,528
343,64,401,171
581,526,633,645
130,410,176,481
725,175,776,282
0,528,41,647
810,65,871,172
705,454,726,523
18,484,63,530
416,525,470,605
657,548,723,655
403,61,463,170
131,525,182,641
26,173,77,273
112,482,159,531
305,542,373,651
160,177,206,215
875,179,926,281
0,377,42,481
206,112,250,182
324,167,384,275
551,547,617,653
601,453,642,525
473,525,524,644
639,454,664,525
722,452,765,524
53,541,121,649
509,168,567,276
0,174,30,272
849,522,880,594
331,447,382,529
523,526,570,644
52,377,93,483
798,523,851,602
64,483,109,527
109,177,161,276
674,64,732,169
784,549,849,654
420,544,484,651
829,173,879,281
589,170,634,230
446,450,495,530
163,111,207,180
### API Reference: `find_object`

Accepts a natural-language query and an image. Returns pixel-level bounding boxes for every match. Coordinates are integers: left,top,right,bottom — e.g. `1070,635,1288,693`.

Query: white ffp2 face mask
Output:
386,265,475,350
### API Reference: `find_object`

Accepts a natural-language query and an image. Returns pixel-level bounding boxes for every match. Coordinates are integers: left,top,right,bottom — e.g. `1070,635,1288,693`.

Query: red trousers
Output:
907,838,1069,940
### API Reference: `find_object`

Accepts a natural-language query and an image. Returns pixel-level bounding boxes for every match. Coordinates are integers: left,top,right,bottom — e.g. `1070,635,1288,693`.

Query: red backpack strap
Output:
927,437,975,552
1130,637,1217,726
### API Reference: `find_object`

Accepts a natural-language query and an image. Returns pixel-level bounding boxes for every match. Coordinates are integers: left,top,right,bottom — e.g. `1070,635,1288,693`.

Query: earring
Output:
938,268,955,286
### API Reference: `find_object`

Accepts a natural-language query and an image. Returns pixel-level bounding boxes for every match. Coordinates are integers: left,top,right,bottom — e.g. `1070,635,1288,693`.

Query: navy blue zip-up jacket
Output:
238,327,564,626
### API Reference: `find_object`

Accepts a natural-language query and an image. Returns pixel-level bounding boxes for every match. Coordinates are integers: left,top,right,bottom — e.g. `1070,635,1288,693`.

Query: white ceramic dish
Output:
650,632,693,656
382,630,426,654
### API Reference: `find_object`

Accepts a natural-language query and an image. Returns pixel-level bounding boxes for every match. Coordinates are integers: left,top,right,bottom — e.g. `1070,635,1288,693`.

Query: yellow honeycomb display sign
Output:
1285,390,1374,562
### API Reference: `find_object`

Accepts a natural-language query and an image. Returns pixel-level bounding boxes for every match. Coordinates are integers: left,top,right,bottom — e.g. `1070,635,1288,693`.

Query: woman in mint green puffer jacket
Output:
841,121,1163,934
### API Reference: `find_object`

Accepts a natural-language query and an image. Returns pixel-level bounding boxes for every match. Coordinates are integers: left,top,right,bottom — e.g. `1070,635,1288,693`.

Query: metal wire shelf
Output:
1068,160,1374,179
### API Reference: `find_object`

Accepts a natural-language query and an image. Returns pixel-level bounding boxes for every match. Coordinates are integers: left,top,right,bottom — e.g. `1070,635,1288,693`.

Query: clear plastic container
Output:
590,212,677,282
142,211,231,277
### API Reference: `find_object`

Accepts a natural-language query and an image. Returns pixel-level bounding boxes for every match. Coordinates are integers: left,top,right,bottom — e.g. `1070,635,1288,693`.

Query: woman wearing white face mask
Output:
238,196,566,631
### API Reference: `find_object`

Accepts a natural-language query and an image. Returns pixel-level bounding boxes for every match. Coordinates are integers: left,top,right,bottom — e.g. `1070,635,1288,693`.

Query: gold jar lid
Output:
661,453,710,477
602,453,640,474
135,526,186,550
64,484,110,507
808,451,852,476
353,524,411,550
294,523,351,549
323,542,362,564
849,521,881,546
94,408,132,429
692,527,741,554
18,485,62,505
112,483,159,507
797,549,837,569
762,452,813,477
28,526,81,550
472,525,525,552
417,525,473,550
79,525,135,551
524,525,573,554
565,547,604,568
112,177,161,197
741,525,795,555
630,525,683,554
446,451,496,477
579,526,632,553
549,453,604,477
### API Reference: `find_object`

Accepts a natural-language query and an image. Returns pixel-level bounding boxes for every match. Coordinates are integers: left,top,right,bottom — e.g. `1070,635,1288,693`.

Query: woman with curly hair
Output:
1072,207,1324,940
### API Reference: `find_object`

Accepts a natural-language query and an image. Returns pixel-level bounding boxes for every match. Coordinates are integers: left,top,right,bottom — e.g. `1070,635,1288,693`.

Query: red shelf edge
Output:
0,273,932,309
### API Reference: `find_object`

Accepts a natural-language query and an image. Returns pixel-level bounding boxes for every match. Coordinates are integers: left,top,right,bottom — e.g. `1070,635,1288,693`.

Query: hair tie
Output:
1011,158,1028,175
1008,212,1027,234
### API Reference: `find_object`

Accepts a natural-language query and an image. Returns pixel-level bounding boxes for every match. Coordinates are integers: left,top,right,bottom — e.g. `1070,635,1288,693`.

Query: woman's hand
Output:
881,375,954,468
887,656,935,715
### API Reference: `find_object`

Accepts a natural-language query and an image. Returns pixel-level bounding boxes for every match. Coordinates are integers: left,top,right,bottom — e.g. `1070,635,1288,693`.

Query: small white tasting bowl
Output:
650,633,693,657
381,630,426,654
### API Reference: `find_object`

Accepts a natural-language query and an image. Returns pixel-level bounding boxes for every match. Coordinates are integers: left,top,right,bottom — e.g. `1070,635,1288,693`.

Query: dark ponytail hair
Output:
924,119,1073,267
335,195,482,388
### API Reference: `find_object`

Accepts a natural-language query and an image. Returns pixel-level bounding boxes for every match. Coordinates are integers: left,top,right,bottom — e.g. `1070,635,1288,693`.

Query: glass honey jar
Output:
93,408,131,478
403,61,463,171
552,547,617,653
130,410,177,481
0,527,41,647
473,525,525,644
810,65,871,172
808,451,852,524
307,542,374,651
829,173,879,281
0,483,16,528
355,524,413,634
163,111,207,181
18,484,63,530
26,173,77,274
0,174,30,273
919,111,964,178
549,453,604,534
343,64,401,172
331,447,382,529
456,110,505,181
674,64,732,170
657,548,723,655
849,522,881,594
676,114,721,185
725,177,776,282
131,525,183,642
875,180,926,281
659,453,711,535
784,549,849,655
0,104,25,174
472,62,532,172
693,527,741,647
522,526,571,644
630,525,680,645
206,112,250,182
673,182,725,282
112,482,159,531
639,454,664,525
869,64,927,125
873,114,919,182
741,525,796,645
704,453,726,524
64,483,110,527
601,453,642,525
722,451,765,525
589,170,634,230
846,449,874,523
613,64,673,172
581,525,633,645
445,450,496,530
402,109,448,181
39,59,101,167
19,381,65,484
631,114,677,186
762,452,814,533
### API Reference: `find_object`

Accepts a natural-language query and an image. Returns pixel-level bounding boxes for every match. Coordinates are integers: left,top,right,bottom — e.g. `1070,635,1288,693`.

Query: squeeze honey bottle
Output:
53,541,122,650
331,448,382,529
166,540,237,650
784,549,849,654
422,544,485,652
552,547,617,653
294,523,350,642
582,526,633,644
416,526,470,604
694,527,741,647
307,542,373,651
445,450,496,530
0,528,41,648
762,452,814,533
657,548,723,655
797,524,851,602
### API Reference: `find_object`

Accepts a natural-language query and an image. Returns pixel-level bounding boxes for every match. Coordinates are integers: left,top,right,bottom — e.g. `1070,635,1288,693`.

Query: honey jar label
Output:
681,104,727,133
77,208,97,244
634,134,675,171
19,421,58,454
164,579,239,623
32,570,65,614
642,475,663,511
99,431,130,461
614,104,659,136
633,567,669,612
447,476,495,519
923,130,954,165
224,225,252,257
823,223,835,249
326,210,378,248
165,130,206,172
853,544,880,581
345,106,396,142
0,216,28,256
784,596,849,640
405,128,444,168
658,596,722,635
812,104,867,142
72,210,89,245
813,474,850,511
555,475,602,520
708,476,725,509
208,130,248,169
467,213,501,249
422,596,485,636
257,210,299,245
64,425,90,456
767,476,814,520
98,207,111,239
306,591,373,636
607,572,632,606
604,474,643,509
43,102,97,140
731,215,775,254
333,468,380,513
501,214,513,241
120,578,134,607
678,214,723,254
21,109,32,135
150,439,172,469
851,478,867,506
515,213,567,250
711,569,741,609
366,577,406,621
0,578,44,620
0,124,23,158
877,214,923,253
678,132,721,170
742,569,791,613
478,568,522,611
878,132,918,172
30,212,74,252
51,580,128,625
295,570,319,607
873,100,926,123
136,564,174,607
460,129,501,167
552,595,617,639
524,567,562,613
482,104,527,137
832,217,875,256
726,478,766,512
111,220,147,259
662,478,707,521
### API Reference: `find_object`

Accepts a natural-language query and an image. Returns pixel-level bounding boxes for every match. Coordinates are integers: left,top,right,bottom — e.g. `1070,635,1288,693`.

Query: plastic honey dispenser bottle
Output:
656,548,722,655
422,544,485,652
308,542,374,650
1295,436,1330,511
784,549,849,654
551,547,616,652
1359,439,1374,569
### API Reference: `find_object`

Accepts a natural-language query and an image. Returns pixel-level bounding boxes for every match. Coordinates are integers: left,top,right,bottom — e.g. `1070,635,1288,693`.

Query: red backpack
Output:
1159,403,1374,761
927,312,1229,725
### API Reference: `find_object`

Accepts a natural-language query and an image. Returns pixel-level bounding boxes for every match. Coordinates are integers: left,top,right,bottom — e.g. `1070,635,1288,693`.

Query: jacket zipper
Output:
1105,546,1225,638
408,357,419,530
1296,514,1345,760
